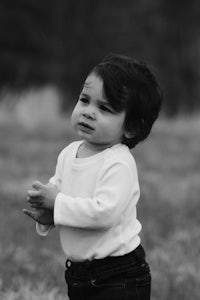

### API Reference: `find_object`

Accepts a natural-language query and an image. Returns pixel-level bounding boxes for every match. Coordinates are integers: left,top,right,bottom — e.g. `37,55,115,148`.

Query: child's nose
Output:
82,107,96,120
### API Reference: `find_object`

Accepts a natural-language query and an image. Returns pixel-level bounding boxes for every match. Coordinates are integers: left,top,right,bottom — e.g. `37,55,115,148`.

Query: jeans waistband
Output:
65,244,146,278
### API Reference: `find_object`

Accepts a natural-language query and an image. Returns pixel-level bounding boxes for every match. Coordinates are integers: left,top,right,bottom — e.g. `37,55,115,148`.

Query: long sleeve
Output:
54,161,139,230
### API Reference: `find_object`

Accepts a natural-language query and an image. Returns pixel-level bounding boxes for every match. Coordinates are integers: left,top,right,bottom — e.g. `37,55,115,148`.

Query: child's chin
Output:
77,131,93,140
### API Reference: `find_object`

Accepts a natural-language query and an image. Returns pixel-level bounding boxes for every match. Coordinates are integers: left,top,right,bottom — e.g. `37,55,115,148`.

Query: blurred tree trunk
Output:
59,0,99,97
160,0,200,114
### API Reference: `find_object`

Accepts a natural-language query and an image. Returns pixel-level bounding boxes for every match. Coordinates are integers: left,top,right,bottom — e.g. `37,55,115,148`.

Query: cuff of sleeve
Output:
49,177,57,186
36,222,53,236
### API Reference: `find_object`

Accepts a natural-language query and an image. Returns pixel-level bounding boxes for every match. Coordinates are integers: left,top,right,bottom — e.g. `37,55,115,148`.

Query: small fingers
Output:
27,196,42,208
30,203,43,208
32,181,45,191
23,209,36,221
27,195,39,203
27,190,41,198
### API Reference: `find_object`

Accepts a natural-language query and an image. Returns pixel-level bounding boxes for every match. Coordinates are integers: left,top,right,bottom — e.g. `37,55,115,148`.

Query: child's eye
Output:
99,105,112,113
80,98,89,104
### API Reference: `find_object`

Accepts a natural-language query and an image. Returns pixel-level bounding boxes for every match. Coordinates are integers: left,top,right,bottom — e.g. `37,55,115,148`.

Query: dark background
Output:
0,0,200,115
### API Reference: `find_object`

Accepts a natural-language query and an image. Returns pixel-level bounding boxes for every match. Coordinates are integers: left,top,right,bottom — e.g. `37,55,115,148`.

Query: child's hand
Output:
27,181,59,210
23,208,54,225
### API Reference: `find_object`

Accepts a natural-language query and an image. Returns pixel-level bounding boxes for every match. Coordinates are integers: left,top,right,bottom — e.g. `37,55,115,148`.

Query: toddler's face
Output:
71,73,125,149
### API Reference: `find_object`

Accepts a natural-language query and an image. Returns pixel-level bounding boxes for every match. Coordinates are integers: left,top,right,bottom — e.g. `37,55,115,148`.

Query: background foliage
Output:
0,0,200,114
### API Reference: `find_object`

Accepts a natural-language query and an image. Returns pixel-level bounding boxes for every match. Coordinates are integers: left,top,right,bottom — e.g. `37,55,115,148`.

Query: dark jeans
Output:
65,245,151,300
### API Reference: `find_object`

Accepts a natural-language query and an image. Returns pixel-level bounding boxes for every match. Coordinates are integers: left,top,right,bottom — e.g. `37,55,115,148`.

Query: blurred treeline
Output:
0,0,200,115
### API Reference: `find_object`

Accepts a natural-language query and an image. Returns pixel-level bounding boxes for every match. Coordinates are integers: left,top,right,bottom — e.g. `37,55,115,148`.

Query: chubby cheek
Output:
98,121,123,140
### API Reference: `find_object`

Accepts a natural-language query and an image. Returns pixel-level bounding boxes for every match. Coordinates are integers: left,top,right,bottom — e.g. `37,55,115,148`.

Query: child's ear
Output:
124,131,135,139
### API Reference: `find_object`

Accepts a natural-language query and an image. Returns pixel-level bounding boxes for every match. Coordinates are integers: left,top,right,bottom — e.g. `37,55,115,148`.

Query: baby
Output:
24,53,163,300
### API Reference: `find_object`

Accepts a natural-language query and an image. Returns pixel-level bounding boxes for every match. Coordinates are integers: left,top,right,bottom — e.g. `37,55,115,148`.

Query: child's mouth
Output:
78,122,94,131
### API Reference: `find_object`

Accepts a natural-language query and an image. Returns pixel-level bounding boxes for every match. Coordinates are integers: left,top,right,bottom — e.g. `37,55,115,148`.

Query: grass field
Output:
0,101,199,299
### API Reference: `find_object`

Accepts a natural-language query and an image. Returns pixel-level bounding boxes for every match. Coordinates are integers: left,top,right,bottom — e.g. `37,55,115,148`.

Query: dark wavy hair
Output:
91,53,163,148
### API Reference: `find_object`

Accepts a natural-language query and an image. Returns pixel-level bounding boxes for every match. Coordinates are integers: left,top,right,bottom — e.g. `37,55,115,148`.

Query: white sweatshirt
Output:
37,141,142,262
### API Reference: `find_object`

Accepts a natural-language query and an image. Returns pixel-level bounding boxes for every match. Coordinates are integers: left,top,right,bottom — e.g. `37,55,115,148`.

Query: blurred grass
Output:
134,116,200,300
0,95,199,299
